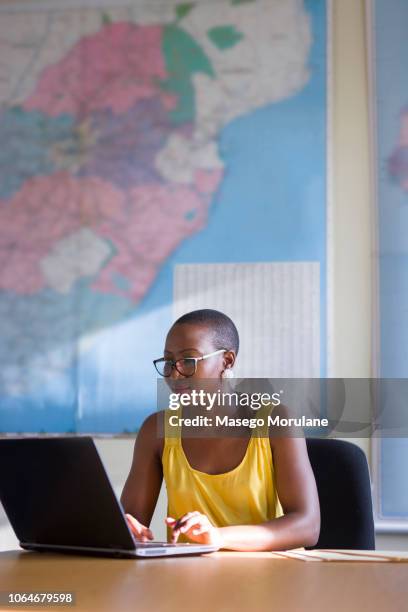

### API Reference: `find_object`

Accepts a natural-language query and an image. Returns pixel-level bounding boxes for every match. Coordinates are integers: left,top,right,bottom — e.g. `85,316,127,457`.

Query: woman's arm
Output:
167,436,320,551
120,412,163,539
217,436,320,550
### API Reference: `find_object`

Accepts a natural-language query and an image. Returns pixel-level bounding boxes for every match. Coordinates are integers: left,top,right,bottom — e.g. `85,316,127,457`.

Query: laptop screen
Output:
0,437,136,551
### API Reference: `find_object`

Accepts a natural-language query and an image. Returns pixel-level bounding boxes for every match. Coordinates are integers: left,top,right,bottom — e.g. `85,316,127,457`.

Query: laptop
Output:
0,436,219,558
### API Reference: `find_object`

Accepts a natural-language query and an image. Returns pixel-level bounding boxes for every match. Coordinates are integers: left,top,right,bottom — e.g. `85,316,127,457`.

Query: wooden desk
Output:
0,549,406,612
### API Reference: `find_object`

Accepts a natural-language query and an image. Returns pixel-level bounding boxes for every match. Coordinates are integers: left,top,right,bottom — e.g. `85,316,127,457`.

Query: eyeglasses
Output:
153,349,226,378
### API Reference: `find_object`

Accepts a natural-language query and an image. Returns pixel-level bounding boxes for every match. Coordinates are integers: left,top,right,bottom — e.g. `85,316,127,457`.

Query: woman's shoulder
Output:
139,408,182,432
136,411,166,454
139,410,163,428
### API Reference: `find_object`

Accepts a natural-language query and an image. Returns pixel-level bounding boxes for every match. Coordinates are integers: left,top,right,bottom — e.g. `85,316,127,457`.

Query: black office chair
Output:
305,438,375,550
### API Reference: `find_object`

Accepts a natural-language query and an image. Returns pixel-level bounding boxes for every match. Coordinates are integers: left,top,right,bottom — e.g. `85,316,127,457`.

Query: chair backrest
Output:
305,438,375,550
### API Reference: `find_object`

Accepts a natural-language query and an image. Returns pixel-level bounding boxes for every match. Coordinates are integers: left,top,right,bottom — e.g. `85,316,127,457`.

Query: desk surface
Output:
0,549,407,612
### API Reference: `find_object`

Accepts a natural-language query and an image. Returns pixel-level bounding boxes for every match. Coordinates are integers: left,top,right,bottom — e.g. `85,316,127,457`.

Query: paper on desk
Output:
274,549,408,562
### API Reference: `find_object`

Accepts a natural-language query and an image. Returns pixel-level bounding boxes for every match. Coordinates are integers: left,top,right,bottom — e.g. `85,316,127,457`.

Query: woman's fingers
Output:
165,516,178,542
179,515,208,534
165,512,204,543
141,525,154,539
166,513,188,543
166,512,220,546
125,513,154,541
125,513,139,532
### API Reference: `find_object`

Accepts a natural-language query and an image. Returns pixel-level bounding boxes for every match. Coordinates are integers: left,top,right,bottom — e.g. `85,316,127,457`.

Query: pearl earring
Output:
223,369,234,379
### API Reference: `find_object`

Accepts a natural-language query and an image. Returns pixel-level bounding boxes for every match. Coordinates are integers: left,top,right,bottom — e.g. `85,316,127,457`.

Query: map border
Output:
367,0,408,533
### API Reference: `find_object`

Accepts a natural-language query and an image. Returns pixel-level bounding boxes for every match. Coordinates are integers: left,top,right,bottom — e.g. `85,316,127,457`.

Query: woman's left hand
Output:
165,511,222,546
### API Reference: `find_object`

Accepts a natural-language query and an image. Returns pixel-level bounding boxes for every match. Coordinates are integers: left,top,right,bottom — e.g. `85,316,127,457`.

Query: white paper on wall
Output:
173,261,320,378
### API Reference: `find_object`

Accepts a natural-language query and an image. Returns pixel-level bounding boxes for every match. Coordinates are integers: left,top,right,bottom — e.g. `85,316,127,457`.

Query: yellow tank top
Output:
162,406,284,542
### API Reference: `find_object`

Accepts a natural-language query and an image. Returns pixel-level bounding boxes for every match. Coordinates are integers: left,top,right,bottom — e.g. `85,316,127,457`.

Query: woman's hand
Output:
125,513,154,542
165,512,222,546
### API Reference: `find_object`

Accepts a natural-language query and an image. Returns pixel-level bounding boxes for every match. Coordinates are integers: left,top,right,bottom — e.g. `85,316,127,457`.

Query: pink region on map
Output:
0,172,124,294
24,23,176,117
0,164,223,302
389,110,408,190
194,169,223,194
91,172,223,302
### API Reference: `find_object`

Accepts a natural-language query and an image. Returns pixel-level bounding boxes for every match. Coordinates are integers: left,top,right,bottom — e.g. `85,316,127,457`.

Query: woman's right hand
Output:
125,513,154,542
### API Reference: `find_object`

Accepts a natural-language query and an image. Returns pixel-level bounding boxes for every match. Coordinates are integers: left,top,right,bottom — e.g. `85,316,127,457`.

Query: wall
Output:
2,0,407,552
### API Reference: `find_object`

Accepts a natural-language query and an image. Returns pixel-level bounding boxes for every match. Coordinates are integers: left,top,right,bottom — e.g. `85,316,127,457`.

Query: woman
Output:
121,309,320,551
